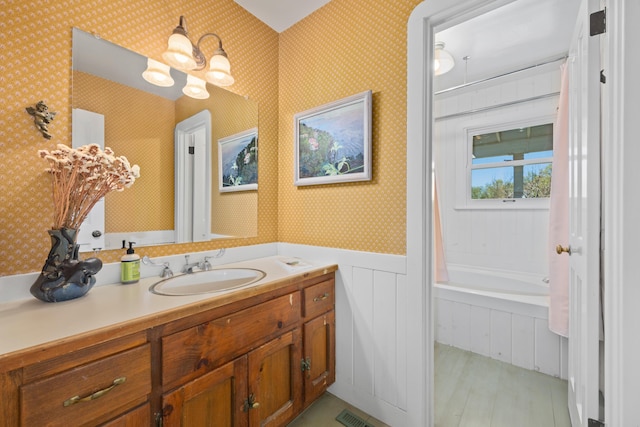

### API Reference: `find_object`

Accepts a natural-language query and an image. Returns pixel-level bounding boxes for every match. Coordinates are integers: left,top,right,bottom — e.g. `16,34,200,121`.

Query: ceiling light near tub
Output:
142,58,175,87
162,15,235,87
182,75,209,99
434,42,455,76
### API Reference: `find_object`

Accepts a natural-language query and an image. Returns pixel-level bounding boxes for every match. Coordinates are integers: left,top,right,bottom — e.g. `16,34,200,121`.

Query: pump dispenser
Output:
121,241,140,284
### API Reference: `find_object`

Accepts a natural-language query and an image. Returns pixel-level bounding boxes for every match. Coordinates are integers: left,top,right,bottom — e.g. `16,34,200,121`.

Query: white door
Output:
566,0,602,424
174,110,211,243
72,108,106,253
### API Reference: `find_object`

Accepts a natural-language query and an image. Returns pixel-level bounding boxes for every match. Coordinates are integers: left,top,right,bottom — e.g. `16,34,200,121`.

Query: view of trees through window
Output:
470,123,553,200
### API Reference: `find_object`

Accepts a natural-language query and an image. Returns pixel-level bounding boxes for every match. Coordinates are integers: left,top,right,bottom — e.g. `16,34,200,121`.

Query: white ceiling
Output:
435,0,580,91
234,0,331,32
235,0,580,91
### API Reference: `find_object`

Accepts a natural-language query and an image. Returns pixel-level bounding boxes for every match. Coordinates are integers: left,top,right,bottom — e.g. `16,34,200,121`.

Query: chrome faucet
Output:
182,255,203,274
182,252,223,273
142,255,174,278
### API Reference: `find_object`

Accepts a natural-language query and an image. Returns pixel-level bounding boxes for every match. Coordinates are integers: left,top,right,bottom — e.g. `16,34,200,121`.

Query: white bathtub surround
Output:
435,264,568,379
277,243,408,427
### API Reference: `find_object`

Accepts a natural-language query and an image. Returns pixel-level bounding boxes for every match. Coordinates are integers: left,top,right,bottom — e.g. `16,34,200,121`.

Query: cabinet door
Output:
162,356,249,427
303,311,336,406
248,329,302,427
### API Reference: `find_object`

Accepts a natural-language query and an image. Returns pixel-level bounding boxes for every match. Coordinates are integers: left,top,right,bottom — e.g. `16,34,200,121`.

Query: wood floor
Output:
287,392,389,427
435,343,571,427
289,344,571,426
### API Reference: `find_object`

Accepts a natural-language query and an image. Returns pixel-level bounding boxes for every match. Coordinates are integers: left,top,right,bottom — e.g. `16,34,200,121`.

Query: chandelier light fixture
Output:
162,16,235,87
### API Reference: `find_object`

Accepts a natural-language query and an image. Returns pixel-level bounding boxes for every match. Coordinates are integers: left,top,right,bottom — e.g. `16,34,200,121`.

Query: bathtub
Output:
435,264,549,313
434,264,567,379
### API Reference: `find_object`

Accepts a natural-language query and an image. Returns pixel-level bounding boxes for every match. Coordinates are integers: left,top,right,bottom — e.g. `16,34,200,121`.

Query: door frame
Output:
174,109,212,243
601,1,639,426
407,0,631,425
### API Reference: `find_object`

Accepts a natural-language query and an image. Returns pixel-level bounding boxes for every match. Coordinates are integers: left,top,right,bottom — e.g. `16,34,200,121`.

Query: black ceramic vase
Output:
30,228,103,302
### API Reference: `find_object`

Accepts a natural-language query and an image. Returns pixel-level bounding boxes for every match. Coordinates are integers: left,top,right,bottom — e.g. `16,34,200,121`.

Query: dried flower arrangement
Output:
38,144,141,230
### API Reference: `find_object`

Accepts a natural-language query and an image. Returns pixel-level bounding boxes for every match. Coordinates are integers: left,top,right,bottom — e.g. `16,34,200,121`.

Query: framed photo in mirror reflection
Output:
218,128,258,192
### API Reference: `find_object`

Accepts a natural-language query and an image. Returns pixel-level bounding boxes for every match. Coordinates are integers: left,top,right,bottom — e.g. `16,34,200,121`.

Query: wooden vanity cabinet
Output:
0,270,336,427
160,273,336,426
301,277,336,407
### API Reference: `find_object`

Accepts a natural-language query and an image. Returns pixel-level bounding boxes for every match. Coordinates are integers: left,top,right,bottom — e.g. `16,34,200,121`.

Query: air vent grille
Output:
335,409,375,427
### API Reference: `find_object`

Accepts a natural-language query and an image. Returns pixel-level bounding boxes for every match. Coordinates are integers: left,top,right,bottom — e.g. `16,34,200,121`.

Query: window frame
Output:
455,114,555,210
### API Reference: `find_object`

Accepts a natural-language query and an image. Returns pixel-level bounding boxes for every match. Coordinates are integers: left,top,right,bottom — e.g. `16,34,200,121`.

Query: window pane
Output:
471,167,514,199
471,162,552,199
472,123,553,165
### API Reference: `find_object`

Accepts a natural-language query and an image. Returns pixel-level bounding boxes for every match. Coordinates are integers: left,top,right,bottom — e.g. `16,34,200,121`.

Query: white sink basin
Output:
149,268,266,296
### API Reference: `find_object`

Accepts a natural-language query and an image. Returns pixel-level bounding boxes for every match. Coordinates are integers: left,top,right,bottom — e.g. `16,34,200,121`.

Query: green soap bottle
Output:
121,241,140,284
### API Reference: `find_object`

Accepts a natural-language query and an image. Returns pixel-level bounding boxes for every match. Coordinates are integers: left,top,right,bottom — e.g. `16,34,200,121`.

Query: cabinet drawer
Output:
163,292,301,389
303,279,335,319
20,344,151,427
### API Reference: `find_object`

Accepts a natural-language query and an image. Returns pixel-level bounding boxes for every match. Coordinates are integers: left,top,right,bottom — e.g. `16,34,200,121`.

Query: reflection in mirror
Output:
71,28,258,250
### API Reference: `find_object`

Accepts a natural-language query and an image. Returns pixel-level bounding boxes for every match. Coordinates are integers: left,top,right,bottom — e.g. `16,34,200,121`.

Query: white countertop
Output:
0,256,335,359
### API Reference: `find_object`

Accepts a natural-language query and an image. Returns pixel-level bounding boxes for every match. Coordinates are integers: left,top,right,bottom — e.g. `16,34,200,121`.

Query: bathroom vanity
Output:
0,257,337,426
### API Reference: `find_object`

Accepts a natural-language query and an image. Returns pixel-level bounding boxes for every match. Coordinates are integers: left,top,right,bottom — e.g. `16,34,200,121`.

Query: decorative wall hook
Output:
26,100,57,139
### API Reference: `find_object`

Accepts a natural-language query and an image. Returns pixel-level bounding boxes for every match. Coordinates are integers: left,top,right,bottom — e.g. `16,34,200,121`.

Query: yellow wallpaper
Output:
73,71,175,233
0,0,418,278
278,0,421,255
0,0,279,276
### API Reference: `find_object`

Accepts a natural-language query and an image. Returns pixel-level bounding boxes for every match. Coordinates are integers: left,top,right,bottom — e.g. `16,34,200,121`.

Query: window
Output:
467,121,553,206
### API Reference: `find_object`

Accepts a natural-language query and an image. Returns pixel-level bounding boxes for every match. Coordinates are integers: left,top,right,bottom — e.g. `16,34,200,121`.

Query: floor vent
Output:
336,409,374,427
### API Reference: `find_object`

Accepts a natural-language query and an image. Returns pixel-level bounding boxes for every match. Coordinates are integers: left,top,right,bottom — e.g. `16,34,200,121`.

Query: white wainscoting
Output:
434,63,561,276
277,243,408,427
435,290,568,379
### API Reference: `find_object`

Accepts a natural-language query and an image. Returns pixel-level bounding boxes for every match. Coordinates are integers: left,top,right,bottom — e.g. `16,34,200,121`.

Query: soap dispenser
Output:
121,241,140,284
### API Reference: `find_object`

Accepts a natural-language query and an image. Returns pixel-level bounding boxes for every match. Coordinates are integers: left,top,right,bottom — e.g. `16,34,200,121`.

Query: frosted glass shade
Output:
142,58,175,87
182,74,209,99
205,53,234,87
434,42,455,76
163,33,196,70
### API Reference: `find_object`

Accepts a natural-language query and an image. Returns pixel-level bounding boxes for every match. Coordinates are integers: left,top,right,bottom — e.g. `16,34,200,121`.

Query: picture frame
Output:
218,127,258,192
294,90,372,186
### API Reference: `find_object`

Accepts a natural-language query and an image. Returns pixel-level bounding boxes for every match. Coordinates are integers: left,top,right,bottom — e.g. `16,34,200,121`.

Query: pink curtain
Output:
548,62,569,337
434,178,449,282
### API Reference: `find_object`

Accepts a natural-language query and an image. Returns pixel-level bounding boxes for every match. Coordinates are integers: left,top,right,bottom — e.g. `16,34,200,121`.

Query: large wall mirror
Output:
71,28,258,250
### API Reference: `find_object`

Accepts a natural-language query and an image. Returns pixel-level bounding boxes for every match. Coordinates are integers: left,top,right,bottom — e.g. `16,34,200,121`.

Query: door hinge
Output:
590,8,606,36
588,419,604,427
188,146,195,155
301,357,311,372
155,412,163,427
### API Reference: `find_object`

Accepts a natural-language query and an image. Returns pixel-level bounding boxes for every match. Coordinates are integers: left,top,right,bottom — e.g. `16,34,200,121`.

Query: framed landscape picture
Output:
294,90,372,186
218,127,258,192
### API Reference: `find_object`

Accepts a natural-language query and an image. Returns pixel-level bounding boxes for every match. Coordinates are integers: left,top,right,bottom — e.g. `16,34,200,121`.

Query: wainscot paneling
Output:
434,62,561,276
278,243,408,427
435,295,568,379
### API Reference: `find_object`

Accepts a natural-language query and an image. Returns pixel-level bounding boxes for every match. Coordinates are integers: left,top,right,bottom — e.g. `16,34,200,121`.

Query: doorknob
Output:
556,244,571,255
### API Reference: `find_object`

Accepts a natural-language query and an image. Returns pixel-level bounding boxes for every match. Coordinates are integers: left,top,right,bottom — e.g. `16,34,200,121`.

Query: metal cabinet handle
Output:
243,394,260,412
63,376,126,407
313,293,329,302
